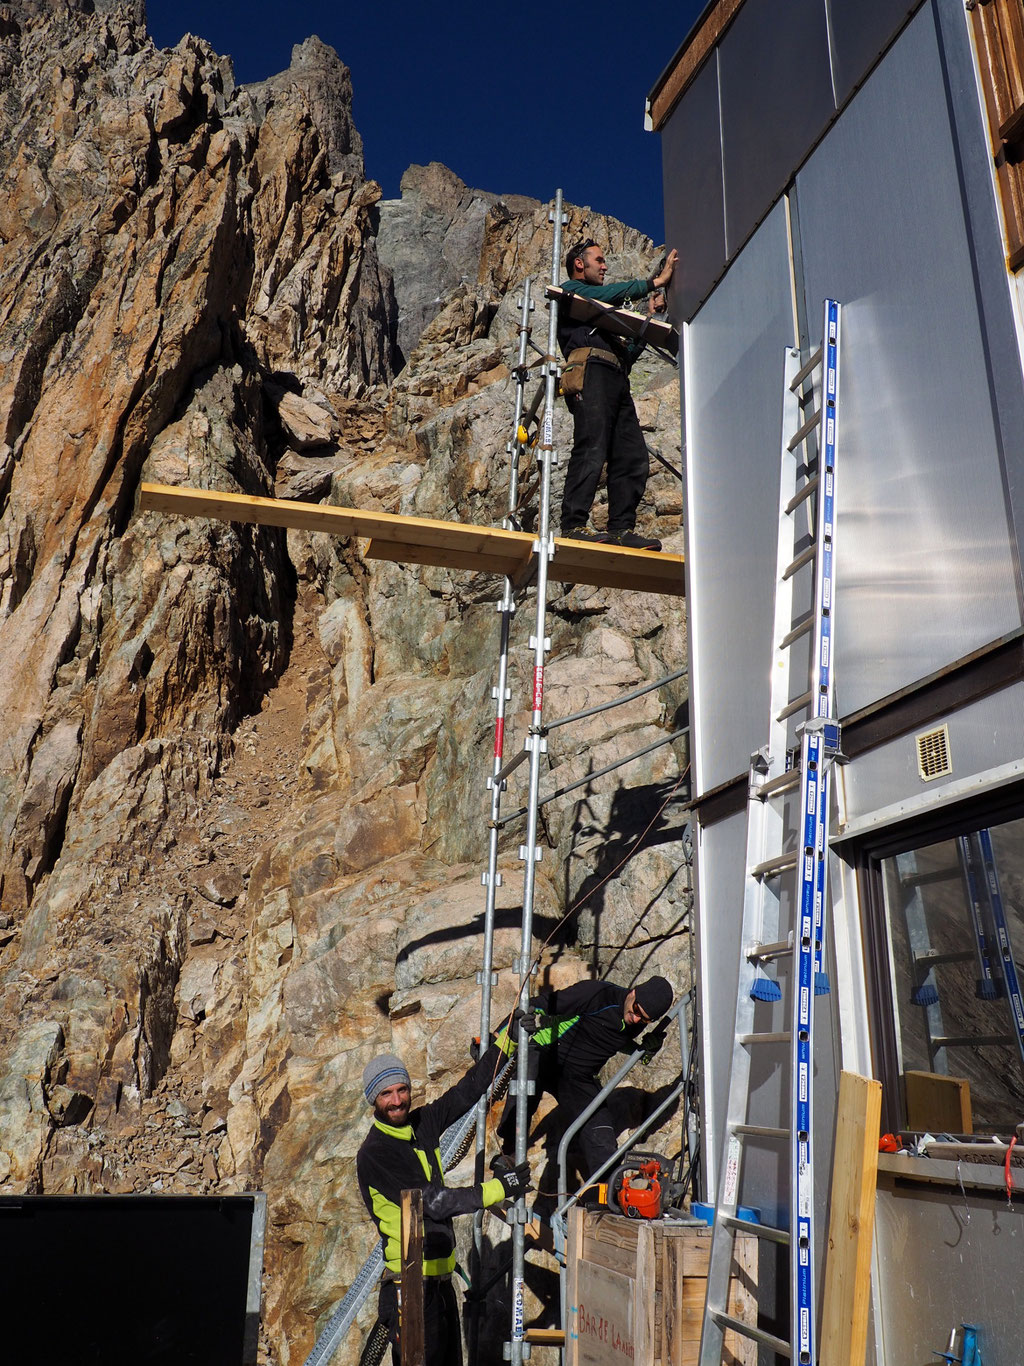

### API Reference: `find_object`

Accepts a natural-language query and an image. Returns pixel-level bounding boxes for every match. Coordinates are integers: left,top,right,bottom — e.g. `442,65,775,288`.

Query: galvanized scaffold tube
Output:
469,281,536,1347
508,192,565,1365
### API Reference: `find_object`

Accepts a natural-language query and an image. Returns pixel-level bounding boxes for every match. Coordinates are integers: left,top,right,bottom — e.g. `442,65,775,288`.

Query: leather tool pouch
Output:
559,347,593,399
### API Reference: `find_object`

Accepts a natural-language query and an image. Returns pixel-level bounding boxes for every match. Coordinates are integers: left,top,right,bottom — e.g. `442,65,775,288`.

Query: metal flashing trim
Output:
693,628,1024,827
833,757,1024,845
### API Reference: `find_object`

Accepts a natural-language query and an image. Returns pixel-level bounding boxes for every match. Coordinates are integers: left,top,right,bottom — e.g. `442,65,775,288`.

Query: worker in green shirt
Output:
557,239,678,550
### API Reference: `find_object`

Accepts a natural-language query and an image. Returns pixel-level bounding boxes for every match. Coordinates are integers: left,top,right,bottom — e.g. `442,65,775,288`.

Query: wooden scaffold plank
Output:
138,483,686,597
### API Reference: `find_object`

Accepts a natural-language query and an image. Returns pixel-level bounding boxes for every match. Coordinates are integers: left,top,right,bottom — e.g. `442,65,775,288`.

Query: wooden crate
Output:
564,1209,757,1366
904,1070,972,1134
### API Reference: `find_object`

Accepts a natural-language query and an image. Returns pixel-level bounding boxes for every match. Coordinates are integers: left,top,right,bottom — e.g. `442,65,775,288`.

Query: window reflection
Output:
881,822,1024,1132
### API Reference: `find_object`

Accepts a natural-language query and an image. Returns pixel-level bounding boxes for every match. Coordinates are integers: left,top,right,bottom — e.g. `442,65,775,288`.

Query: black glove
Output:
496,1161,531,1199
519,1007,551,1036
640,1021,669,1062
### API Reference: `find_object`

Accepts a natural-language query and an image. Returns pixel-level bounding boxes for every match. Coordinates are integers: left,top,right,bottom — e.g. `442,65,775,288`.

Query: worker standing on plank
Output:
558,240,678,550
356,1038,530,1366
495,974,674,1183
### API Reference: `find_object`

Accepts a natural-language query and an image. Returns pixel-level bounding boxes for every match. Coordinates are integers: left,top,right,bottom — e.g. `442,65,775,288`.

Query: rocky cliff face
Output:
0,4,689,1362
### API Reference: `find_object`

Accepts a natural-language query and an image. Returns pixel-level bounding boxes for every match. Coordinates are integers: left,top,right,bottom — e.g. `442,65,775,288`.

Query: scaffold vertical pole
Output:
468,282,535,1352
507,192,566,1365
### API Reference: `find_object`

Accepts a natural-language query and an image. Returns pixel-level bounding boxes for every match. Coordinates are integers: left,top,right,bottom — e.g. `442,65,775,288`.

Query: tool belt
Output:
560,346,622,398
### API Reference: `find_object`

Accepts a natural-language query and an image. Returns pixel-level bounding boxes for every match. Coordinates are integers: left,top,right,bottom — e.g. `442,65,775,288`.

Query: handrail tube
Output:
554,992,691,1221
495,727,689,828
548,991,693,1353
544,668,686,732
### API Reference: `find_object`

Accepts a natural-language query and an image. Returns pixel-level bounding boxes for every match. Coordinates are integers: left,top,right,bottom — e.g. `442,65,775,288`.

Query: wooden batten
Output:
138,483,685,597
819,1071,882,1366
647,0,747,131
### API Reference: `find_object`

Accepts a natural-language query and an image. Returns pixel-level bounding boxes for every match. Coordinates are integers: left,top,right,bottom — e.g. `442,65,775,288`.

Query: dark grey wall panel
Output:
720,0,835,256
662,52,727,323
827,0,921,106
795,5,1021,715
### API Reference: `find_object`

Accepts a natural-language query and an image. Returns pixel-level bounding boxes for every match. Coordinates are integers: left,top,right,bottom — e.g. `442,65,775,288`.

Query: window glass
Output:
881,819,1024,1131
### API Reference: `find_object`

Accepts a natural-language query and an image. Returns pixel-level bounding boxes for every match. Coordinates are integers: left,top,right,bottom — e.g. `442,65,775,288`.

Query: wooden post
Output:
564,1205,585,1366
635,1221,656,1365
400,1188,426,1366
819,1070,882,1366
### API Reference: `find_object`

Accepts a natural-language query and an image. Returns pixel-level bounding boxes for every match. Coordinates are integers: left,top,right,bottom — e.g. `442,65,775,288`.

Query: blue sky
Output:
145,0,705,243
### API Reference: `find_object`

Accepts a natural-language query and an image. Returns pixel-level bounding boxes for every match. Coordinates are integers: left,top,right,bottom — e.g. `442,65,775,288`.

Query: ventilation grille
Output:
916,724,952,782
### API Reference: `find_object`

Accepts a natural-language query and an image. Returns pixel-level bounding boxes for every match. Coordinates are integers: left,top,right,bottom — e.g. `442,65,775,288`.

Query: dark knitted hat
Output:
363,1053,411,1105
633,976,672,1020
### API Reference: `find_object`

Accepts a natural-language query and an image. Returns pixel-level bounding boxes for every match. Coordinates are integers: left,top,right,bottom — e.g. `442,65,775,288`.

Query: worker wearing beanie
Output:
356,1027,528,1366
496,974,674,1184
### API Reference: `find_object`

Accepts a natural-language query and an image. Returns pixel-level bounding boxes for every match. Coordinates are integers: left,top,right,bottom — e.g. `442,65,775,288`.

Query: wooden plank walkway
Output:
139,484,685,597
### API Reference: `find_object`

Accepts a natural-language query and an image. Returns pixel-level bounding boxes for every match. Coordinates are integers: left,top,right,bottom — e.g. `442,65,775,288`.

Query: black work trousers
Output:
378,1276,462,1366
561,357,649,534
497,1050,618,1184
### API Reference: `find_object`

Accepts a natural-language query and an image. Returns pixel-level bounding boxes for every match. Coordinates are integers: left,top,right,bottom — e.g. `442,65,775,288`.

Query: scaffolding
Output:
140,189,691,1365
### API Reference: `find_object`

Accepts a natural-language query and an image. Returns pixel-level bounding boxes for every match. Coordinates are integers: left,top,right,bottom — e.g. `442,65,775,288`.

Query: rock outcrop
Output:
0,5,689,1363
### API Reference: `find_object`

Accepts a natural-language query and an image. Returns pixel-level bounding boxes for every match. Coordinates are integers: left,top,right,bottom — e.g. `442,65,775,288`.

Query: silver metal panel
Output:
661,52,726,325
684,200,793,794
719,0,835,257
693,808,746,1198
826,0,921,106
874,1176,1024,1363
932,0,1024,601
836,682,1024,837
795,6,1022,716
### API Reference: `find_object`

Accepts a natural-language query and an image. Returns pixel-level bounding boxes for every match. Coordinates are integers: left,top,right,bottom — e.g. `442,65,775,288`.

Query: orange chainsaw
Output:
604,1150,672,1219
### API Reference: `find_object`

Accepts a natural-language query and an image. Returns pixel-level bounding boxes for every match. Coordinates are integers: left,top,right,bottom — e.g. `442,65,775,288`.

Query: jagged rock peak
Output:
378,163,533,364
241,35,364,181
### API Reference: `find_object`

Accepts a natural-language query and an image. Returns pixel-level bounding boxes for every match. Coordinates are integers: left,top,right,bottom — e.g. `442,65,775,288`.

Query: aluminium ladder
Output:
699,300,842,1366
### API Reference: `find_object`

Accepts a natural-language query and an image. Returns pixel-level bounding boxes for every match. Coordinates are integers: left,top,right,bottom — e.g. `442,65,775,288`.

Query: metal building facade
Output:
653,0,1024,1356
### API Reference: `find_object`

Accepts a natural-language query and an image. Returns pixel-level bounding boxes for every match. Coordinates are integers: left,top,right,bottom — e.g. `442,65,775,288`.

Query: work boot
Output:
607,529,662,552
561,526,610,543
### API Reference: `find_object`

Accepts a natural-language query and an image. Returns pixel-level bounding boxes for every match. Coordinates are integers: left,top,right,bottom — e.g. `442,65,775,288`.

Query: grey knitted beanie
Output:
363,1053,411,1105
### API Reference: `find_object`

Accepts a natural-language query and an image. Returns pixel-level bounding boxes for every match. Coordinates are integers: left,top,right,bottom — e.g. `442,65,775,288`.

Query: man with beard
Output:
356,1041,530,1365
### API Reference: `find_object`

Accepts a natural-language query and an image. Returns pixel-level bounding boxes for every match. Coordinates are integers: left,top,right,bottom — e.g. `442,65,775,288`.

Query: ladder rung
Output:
913,949,973,967
733,1124,790,1139
723,1214,790,1245
710,1311,792,1358
779,615,813,650
932,1033,1016,1048
782,543,816,580
787,406,821,451
777,690,812,721
748,937,793,963
900,866,959,887
784,471,820,515
790,345,823,391
751,850,798,879
739,1031,791,1045
755,768,800,799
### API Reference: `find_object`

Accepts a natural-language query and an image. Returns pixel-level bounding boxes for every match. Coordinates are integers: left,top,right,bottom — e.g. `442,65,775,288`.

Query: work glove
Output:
519,1007,551,1036
496,1160,532,1199
640,1020,669,1062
